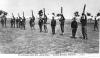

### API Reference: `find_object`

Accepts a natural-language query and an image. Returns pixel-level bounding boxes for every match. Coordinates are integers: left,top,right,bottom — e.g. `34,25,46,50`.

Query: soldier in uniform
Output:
20,17,23,29
94,16,98,31
38,10,43,32
59,14,65,35
10,18,13,28
71,17,78,38
10,16,15,28
29,10,35,30
38,16,43,32
43,15,48,32
18,17,21,28
43,8,48,32
51,17,56,35
29,17,35,30
1,18,4,27
16,17,19,28
80,13,88,39
4,16,7,27
22,17,26,30
13,17,16,28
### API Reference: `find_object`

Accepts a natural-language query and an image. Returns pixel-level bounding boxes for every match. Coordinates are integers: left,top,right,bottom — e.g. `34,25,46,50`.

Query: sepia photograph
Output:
0,0,99,56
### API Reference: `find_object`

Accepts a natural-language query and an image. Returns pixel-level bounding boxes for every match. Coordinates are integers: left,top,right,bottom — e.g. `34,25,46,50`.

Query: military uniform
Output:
43,15,48,32
22,17,26,30
80,14,88,39
59,15,65,35
29,17,35,30
10,18,13,28
18,17,21,28
20,18,23,29
38,17,43,32
94,17,98,31
51,17,56,35
4,17,7,27
16,17,19,28
71,17,78,38
1,18,4,27
13,18,16,28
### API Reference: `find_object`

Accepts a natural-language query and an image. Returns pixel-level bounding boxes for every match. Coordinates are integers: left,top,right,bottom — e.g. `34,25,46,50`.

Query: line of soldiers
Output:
71,4,88,39
71,4,99,39
38,8,65,35
0,6,99,40
10,13,26,30
38,9,48,33
0,16,7,28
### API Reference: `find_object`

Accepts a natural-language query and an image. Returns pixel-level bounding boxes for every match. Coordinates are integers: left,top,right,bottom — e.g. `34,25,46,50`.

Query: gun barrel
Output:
23,11,24,17
32,10,34,18
43,8,45,15
61,7,63,14
83,4,86,14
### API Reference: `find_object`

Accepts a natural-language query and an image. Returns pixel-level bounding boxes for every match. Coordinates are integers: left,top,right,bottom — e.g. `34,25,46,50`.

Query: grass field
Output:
0,19,99,54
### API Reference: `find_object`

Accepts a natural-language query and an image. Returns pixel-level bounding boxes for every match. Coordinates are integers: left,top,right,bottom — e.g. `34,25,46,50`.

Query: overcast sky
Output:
0,0,100,19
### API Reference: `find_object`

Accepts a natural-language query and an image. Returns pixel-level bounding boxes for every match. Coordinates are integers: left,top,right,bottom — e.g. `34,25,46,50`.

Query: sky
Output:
0,0,100,19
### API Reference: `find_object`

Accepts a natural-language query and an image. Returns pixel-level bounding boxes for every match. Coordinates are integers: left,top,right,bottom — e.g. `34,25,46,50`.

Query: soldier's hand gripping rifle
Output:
80,4,87,23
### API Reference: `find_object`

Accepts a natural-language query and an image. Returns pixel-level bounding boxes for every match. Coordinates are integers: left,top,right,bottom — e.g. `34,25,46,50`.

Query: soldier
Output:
11,13,16,28
94,16,98,31
59,14,65,35
1,18,4,27
80,13,88,39
22,17,26,30
10,18,13,28
43,8,48,33
20,17,23,29
10,16,15,28
29,10,35,30
18,17,21,28
38,16,43,32
13,17,16,28
38,10,43,32
51,17,56,35
71,17,78,38
16,17,19,28
4,16,7,27
29,17,35,30
43,15,48,32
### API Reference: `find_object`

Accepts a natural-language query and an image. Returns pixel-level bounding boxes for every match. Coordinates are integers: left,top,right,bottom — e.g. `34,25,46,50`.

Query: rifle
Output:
18,13,20,18
12,13,15,19
23,11,25,18
82,4,86,14
43,8,46,17
61,7,65,20
31,10,35,19
61,7,63,14
43,8,47,19
43,8,45,16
